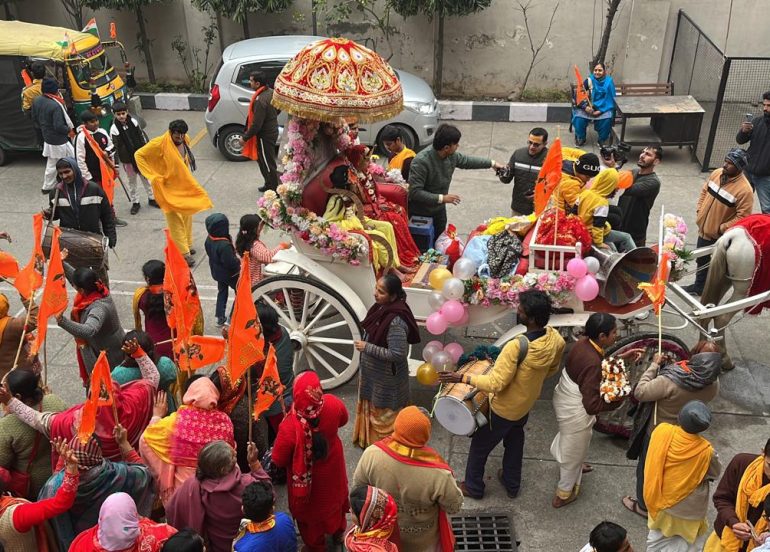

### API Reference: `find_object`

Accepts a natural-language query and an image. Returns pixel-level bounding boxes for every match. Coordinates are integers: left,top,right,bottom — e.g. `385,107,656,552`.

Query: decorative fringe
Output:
270,95,404,124
457,344,502,367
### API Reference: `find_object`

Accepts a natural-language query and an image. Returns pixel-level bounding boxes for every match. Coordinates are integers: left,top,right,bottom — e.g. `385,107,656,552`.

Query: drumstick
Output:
429,384,443,418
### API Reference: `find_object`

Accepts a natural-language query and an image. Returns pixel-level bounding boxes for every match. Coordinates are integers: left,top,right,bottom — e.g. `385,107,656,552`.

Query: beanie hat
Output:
575,153,601,176
41,77,59,95
678,400,712,434
393,405,431,448
725,148,748,171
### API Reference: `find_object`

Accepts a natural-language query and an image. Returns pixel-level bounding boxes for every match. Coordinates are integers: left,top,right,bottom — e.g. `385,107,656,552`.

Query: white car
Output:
204,35,439,161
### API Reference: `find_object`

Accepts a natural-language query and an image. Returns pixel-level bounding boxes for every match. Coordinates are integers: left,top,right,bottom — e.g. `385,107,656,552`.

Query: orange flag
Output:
30,227,68,356
176,334,226,371
574,65,590,107
253,344,284,421
638,252,671,315
227,253,265,383
163,229,202,344
77,351,115,444
534,137,564,216
82,128,116,205
0,251,19,279
109,22,117,40
14,214,45,300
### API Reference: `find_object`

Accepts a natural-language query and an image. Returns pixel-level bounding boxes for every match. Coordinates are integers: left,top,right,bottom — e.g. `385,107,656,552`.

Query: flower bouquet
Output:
662,213,692,282
462,271,576,309
599,356,632,403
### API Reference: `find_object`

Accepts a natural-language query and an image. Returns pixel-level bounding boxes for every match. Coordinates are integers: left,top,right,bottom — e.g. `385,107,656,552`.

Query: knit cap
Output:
725,148,748,171
576,153,601,176
393,405,432,448
678,400,712,434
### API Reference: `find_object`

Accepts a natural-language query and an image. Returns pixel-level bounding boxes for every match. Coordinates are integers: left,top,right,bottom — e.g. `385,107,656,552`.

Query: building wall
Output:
6,0,767,97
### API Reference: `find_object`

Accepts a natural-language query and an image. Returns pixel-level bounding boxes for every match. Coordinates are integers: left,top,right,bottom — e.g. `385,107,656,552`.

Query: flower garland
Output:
662,213,692,281
461,271,576,309
600,356,631,403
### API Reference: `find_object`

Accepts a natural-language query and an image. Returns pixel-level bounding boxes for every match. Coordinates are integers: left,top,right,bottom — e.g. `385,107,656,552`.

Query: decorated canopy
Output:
0,21,99,61
272,37,403,123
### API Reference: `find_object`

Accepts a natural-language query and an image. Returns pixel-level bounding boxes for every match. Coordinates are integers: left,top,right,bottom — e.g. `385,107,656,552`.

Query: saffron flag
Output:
227,253,266,383
109,22,117,40
81,127,116,205
0,252,19,279
574,65,590,107
81,18,100,38
534,137,564,216
253,344,284,421
30,227,68,356
77,351,115,444
638,252,672,315
177,334,226,371
14,214,45,300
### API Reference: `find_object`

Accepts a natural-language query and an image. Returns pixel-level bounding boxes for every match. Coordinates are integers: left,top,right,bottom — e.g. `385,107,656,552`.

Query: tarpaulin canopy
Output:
0,20,99,61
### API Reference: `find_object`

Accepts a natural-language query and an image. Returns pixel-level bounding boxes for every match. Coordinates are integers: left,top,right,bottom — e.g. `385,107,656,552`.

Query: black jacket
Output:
204,213,240,282
31,95,71,146
241,88,279,145
617,169,661,246
500,146,548,214
49,169,117,248
110,117,148,167
737,115,770,177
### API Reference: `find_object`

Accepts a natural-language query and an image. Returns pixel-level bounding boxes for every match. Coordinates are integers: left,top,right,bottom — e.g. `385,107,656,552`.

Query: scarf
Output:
659,352,721,392
239,515,276,535
80,126,116,204
361,297,420,347
114,117,143,170
345,486,399,552
97,492,141,550
290,371,324,500
643,423,713,519
718,455,770,551
242,86,266,161
71,282,110,384
0,495,53,552
69,518,173,552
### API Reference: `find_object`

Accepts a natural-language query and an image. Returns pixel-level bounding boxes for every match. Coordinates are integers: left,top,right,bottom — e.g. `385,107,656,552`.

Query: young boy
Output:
579,521,634,552
109,101,158,215
382,124,415,181
233,481,297,551
204,213,240,327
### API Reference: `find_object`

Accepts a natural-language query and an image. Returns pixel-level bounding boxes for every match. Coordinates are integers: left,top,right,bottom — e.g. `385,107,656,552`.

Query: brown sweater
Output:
565,338,622,416
695,168,753,240
712,453,767,542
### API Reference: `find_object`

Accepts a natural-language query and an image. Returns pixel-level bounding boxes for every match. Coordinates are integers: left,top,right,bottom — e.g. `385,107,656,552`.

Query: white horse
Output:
699,226,758,370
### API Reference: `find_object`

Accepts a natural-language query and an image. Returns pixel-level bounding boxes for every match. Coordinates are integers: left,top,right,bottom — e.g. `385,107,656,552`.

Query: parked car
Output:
204,35,439,161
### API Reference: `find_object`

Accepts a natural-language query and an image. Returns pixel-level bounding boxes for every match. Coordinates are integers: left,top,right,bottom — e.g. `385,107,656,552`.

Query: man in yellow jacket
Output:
439,290,565,499
577,169,637,252
135,120,213,266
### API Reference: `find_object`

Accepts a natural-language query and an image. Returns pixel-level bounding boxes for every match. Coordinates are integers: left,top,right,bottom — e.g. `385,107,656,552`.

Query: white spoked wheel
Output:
253,275,361,389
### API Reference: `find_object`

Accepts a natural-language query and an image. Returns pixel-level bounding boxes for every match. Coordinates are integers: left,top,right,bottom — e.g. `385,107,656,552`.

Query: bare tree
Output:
591,0,621,67
60,0,86,28
515,0,558,100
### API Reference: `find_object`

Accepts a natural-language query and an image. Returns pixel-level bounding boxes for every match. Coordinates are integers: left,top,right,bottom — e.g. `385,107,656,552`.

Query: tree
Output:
192,0,293,39
320,0,400,60
83,0,167,83
388,0,492,97
515,0,558,100
60,0,86,29
591,0,622,68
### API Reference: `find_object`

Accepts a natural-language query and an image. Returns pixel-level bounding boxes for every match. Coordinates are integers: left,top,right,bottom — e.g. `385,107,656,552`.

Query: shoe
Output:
576,138,586,147
215,317,226,328
552,493,578,508
681,283,702,296
114,217,128,227
130,203,140,215
458,481,483,500
189,248,197,255
258,185,268,192
148,199,160,208
497,469,519,498
184,254,195,267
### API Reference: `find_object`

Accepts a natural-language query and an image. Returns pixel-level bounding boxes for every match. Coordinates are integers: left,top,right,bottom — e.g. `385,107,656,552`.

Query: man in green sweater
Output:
408,124,505,237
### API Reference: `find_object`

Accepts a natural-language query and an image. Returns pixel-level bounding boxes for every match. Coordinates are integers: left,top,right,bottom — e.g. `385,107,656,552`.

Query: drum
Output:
434,360,493,436
42,225,108,283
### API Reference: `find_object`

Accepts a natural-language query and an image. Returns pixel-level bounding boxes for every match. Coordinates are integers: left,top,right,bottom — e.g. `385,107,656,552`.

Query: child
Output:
132,259,173,359
205,213,240,327
233,481,297,551
109,101,158,215
579,521,634,552
235,214,289,287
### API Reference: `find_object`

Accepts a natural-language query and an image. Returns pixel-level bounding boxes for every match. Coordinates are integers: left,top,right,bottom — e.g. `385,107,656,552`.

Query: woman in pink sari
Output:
139,377,235,506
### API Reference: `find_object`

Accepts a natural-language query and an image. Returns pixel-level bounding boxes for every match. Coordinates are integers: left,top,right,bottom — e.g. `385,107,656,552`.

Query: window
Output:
234,60,288,89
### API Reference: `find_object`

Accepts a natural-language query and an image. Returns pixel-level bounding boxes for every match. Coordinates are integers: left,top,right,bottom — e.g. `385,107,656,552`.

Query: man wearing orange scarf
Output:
353,406,463,551
705,438,770,551
237,71,279,193
644,400,721,551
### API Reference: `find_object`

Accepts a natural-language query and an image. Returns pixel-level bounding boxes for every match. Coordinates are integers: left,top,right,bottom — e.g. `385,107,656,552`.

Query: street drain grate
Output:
451,513,518,550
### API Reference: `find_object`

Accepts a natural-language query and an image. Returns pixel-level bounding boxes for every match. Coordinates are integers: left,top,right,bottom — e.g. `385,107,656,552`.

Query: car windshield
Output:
70,52,113,89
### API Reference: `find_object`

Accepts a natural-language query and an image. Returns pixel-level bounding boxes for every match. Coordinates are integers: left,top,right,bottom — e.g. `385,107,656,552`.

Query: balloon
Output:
441,300,465,323
452,257,477,279
428,291,446,311
449,307,470,327
422,342,443,362
566,257,588,279
426,312,448,335
585,256,600,275
444,342,464,364
431,350,455,371
442,277,465,300
416,362,439,386
429,267,452,291
575,274,600,301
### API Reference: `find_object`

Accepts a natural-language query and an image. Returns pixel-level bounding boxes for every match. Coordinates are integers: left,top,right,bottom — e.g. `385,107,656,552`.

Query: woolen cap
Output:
41,77,59,94
678,400,712,434
576,153,601,176
725,148,748,171
393,405,432,448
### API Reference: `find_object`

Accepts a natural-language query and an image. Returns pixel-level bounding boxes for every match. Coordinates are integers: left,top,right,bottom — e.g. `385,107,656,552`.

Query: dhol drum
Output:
42,225,109,283
434,360,493,436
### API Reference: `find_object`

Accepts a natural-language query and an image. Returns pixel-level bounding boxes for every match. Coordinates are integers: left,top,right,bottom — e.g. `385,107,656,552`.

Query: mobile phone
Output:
745,113,754,122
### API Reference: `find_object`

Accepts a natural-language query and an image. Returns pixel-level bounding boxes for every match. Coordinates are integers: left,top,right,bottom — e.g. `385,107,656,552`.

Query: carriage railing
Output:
527,216,583,273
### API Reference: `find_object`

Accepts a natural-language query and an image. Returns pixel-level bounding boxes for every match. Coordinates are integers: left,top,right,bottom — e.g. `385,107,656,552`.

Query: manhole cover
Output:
452,513,518,551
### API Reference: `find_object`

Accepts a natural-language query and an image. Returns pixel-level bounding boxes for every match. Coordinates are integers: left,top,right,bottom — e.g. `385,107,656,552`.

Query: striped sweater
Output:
695,168,753,240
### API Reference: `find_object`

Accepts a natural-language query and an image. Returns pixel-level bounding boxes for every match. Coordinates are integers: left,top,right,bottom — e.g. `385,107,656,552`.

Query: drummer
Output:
438,289,565,500
44,157,116,285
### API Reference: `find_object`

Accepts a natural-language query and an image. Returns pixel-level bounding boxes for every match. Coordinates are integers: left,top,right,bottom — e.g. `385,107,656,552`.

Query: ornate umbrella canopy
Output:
272,37,403,123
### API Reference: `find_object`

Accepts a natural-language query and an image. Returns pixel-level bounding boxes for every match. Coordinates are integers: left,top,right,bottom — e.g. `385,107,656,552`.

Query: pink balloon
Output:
567,257,588,279
426,312,448,335
454,308,470,326
575,274,600,301
441,300,465,323
444,342,464,364
425,340,444,351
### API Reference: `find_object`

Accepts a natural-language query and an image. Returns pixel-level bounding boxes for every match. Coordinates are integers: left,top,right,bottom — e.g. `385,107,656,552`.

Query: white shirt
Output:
75,127,114,181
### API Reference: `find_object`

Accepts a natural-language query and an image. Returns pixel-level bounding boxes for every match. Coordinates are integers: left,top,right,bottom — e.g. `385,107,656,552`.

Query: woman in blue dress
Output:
573,63,617,146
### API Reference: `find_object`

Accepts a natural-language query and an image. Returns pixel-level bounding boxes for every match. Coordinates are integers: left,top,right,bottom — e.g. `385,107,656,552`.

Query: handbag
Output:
7,431,42,498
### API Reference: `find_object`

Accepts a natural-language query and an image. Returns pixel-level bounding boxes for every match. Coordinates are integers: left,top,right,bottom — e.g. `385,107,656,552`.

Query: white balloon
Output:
422,343,443,363
431,350,455,371
452,257,478,280
585,256,601,275
442,277,465,300
428,291,447,311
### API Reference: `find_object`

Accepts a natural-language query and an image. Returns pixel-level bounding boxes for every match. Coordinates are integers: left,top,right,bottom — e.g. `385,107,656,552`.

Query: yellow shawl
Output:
134,132,213,215
644,422,713,519
388,147,415,171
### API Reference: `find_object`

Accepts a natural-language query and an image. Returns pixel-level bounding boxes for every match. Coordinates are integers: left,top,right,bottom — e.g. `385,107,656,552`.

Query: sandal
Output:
622,496,648,518
582,463,593,474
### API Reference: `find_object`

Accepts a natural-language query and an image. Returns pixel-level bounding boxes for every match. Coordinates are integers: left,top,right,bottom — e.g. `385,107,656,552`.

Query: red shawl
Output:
68,517,176,552
373,437,456,552
71,283,110,385
734,214,770,314
345,486,400,552
0,496,54,552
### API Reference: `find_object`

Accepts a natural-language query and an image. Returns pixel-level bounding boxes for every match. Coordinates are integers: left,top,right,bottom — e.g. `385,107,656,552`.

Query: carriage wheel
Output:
253,275,362,390
594,333,690,437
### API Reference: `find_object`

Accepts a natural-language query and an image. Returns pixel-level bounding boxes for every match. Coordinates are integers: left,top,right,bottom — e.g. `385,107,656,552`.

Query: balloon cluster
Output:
425,258,477,335
567,256,601,302
416,340,465,386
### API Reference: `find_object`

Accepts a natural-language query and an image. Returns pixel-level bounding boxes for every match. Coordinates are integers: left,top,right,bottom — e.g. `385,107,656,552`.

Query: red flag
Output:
574,65,590,107
253,344,284,421
0,251,19,279
638,252,672,315
30,227,68,356
14,214,45,300
534,137,563,216
176,334,226,371
77,351,114,444
227,253,265,383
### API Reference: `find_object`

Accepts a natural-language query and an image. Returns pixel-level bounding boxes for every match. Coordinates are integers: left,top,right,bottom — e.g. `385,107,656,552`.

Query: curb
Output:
137,93,572,123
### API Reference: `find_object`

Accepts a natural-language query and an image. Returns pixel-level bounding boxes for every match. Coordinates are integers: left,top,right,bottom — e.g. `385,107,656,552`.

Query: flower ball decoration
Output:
599,356,632,403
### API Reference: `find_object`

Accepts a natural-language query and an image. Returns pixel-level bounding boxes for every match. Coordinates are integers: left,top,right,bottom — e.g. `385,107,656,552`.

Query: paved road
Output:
0,111,768,551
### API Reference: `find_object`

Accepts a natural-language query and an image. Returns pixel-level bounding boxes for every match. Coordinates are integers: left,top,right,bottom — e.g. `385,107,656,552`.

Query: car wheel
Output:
376,124,418,156
217,125,248,162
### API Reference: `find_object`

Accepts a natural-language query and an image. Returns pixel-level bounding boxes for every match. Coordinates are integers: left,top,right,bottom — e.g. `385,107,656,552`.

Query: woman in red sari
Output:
345,485,401,552
69,492,176,551
272,371,350,552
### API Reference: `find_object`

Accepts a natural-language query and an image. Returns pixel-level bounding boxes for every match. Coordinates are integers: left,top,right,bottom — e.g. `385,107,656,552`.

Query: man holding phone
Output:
737,91,770,213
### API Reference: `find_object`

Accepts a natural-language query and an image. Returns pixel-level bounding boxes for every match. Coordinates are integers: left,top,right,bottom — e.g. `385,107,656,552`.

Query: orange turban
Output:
393,406,431,448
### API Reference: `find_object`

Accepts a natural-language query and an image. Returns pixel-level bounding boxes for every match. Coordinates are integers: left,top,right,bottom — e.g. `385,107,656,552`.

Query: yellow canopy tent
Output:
0,20,99,61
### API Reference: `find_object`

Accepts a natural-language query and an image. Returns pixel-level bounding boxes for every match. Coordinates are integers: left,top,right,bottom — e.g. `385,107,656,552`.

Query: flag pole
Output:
43,338,48,388
657,205,665,355
247,369,253,444
11,295,35,371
